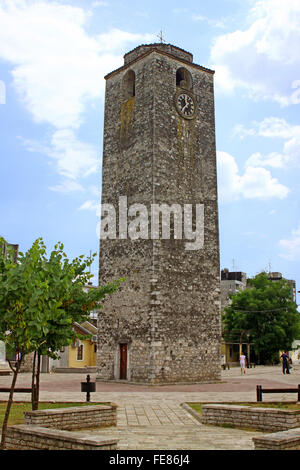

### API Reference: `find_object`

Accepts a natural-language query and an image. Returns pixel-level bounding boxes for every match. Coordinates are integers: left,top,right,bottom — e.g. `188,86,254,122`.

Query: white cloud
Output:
79,199,101,217
257,117,300,139
235,117,300,169
210,0,300,106
96,29,154,53
217,150,290,203
279,224,300,261
173,8,226,29
232,124,256,140
89,185,101,198
0,1,103,129
49,180,85,193
245,152,289,169
0,79,5,104
192,14,226,29
0,1,155,191
48,129,100,180
234,117,300,140
239,166,289,199
92,1,108,7
79,200,99,211
217,151,241,203
22,129,100,181
0,3,153,129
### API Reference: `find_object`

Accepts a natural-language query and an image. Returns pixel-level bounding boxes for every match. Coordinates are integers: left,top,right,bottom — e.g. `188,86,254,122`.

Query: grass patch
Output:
186,403,202,414
236,402,300,410
0,402,109,427
186,401,300,417
220,422,234,429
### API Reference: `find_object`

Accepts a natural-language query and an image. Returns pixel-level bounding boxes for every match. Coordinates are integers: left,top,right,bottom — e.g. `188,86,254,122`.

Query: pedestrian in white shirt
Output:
240,353,246,375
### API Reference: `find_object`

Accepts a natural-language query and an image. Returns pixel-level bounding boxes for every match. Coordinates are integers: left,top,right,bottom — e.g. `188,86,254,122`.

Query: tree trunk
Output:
31,351,37,410
31,351,40,410
35,353,41,409
0,357,22,450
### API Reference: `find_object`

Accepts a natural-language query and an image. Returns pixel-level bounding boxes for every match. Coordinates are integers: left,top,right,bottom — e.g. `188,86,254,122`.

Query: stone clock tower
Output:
97,43,221,384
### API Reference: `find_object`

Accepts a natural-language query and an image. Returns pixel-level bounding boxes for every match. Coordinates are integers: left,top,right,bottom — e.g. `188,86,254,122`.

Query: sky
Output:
0,0,299,304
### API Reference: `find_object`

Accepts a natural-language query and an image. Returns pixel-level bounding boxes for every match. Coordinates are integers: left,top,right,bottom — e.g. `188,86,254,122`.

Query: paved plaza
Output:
1,364,299,450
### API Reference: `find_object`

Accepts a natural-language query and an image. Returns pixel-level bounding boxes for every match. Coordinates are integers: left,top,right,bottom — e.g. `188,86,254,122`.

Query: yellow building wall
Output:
69,340,96,368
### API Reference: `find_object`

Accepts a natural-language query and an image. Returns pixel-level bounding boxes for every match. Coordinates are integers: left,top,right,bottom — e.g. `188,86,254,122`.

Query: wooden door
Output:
120,343,127,380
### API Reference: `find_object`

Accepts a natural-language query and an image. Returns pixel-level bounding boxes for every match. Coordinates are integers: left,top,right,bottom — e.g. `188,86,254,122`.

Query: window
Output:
123,70,135,99
176,67,193,90
77,343,83,361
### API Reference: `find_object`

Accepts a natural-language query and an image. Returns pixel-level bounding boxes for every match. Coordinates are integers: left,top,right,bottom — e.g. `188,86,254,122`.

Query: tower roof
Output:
105,43,214,80
124,43,193,65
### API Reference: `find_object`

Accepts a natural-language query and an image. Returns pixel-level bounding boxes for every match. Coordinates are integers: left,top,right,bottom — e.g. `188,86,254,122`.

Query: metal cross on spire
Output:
156,29,165,43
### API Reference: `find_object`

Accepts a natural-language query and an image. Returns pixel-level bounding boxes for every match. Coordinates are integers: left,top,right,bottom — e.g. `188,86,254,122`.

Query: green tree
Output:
0,237,123,449
222,272,300,364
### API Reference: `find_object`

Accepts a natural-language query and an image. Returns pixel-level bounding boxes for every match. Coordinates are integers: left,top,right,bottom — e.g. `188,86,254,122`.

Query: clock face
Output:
176,92,196,118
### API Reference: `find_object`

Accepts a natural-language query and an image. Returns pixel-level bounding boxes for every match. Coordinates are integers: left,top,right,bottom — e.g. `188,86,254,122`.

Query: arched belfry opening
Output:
123,70,135,99
176,67,193,90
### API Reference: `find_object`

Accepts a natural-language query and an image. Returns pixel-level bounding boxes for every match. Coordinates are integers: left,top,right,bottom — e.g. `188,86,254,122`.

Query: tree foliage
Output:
0,237,123,448
222,272,300,363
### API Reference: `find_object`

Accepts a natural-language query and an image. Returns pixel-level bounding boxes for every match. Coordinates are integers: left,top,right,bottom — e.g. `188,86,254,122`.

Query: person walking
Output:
240,352,247,375
280,351,290,374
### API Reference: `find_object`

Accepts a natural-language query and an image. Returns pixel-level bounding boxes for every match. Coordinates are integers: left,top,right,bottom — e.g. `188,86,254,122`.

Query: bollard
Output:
256,385,262,402
81,374,96,402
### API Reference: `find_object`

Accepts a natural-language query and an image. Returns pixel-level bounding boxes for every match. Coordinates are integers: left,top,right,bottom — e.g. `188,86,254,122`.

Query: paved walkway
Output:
1,364,299,450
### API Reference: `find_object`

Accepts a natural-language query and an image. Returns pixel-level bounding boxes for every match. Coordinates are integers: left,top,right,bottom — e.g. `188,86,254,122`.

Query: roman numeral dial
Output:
175,92,196,119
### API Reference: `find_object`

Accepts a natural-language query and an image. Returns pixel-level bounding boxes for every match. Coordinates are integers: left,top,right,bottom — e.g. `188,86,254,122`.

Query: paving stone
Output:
1,365,299,450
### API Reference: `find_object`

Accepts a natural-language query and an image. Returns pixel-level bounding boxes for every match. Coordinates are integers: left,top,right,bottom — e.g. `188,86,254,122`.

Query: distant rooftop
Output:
221,269,246,282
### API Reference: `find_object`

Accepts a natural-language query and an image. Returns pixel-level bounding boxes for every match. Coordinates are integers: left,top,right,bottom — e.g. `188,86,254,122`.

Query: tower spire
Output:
156,29,165,43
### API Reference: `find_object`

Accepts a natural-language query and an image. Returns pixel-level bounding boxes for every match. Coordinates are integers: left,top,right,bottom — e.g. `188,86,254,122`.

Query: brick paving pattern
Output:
1,365,299,450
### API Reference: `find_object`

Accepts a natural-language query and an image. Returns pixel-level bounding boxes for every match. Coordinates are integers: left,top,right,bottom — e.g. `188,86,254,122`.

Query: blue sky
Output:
0,0,300,302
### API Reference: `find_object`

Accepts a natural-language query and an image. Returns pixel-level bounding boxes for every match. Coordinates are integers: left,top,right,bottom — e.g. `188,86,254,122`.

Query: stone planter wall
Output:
201,404,300,432
5,425,117,450
5,404,118,450
253,428,300,450
24,404,117,430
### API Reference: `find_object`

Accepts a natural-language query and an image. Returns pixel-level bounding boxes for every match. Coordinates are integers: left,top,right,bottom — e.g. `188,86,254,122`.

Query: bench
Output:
256,384,300,402
0,386,38,403
0,387,32,393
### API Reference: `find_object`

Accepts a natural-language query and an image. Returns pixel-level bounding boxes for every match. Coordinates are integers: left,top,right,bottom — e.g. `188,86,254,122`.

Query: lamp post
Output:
247,332,250,367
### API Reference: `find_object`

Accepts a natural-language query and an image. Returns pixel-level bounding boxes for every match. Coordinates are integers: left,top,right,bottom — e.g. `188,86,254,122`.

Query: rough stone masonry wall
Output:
149,52,221,384
98,52,156,382
97,44,221,384
253,428,300,450
5,425,117,450
4,405,118,450
201,404,300,432
24,404,117,430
